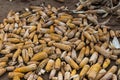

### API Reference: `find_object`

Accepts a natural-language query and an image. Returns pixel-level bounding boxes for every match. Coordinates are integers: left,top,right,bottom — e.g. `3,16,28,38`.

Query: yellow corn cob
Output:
59,15,73,22
25,41,33,45
18,56,23,63
53,43,71,51
91,35,97,43
66,19,76,28
22,49,29,63
74,40,81,46
76,47,86,63
29,26,36,32
38,58,49,69
20,12,31,18
67,29,77,38
85,46,90,56
7,38,20,43
33,34,38,44
31,51,48,61
28,31,36,39
39,40,46,44
79,57,89,68
79,65,90,79
16,27,22,35
36,22,42,32
43,47,55,55
83,31,92,41
61,36,68,41
101,66,117,80
100,72,113,80
107,65,117,74
95,69,106,80
55,58,61,70
45,59,55,72
76,42,85,50
102,58,111,69
48,41,55,46
28,47,34,58
14,64,37,73
65,56,79,70
97,55,104,65
12,48,22,61
54,20,66,26
89,52,98,64
50,33,62,41
87,63,101,80
15,43,24,49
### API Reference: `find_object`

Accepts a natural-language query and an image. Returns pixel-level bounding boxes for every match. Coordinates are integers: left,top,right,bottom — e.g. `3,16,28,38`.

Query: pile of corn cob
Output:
0,4,120,80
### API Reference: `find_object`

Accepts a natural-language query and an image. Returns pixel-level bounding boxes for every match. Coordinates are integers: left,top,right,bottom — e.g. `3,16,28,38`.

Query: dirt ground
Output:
0,0,78,21
0,0,120,80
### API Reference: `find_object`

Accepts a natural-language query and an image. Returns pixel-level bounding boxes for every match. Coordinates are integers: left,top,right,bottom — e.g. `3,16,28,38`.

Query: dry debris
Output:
75,0,120,17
